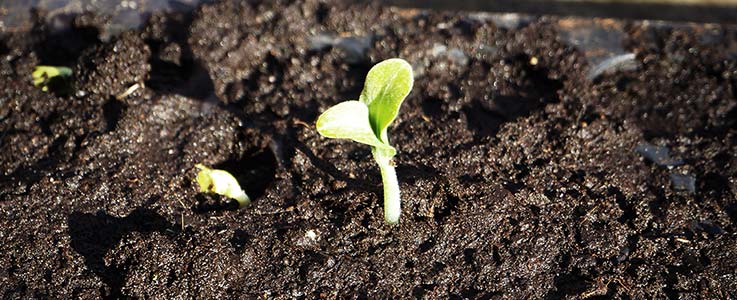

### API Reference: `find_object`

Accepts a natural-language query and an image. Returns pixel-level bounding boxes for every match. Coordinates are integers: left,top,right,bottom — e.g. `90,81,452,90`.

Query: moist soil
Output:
1,0,737,299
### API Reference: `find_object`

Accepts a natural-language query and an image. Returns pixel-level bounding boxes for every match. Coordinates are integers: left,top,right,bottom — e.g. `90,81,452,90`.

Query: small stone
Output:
307,34,372,64
669,173,696,194
587,53,637,80
308,34,336,51
335,36,372,64
430,43,468,67
447,48,469,66
431,44,448,57
635,142,683,167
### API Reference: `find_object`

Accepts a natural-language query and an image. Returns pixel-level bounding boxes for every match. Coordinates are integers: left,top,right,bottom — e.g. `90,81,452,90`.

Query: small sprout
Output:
116,82,143,100
316,58,413,224
32,65,73,92
195,164,251,207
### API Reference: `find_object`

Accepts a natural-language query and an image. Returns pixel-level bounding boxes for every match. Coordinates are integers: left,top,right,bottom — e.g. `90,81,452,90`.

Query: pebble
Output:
669,173,696,194
468,12,534,29
587,53,638,80
430,44,469,67
308,34,373,64
635,142,684,167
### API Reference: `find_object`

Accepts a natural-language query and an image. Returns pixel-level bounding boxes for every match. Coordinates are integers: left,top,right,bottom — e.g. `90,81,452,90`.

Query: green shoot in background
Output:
32,65,72,92
316,58,414,224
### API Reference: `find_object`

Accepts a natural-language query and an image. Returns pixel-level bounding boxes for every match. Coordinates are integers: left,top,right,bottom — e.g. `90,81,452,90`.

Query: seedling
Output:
32,65,72,92
316,58,413,224
195,164,251,207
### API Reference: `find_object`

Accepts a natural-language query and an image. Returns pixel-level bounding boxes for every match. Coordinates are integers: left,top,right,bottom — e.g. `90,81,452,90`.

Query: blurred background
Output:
2,0,737,35
4,0,735,81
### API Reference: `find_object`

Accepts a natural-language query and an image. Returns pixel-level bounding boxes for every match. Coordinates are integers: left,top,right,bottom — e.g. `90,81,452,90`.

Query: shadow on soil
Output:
464,54,563,138
294,141,375,191
32,11,102,66
68,207,176,299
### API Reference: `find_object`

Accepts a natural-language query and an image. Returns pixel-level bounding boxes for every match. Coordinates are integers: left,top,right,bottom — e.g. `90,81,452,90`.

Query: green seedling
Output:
316,58,413,224
32,65,72,92
195,164,251,207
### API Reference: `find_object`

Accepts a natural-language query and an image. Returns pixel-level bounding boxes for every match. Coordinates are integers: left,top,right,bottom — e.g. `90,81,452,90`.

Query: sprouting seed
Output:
32,65,72,92
195,164,250,207
316,58,414,224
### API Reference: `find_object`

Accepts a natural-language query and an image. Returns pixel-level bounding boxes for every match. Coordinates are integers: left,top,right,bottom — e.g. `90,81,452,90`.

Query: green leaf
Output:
359,58,414,143
316,100,396,155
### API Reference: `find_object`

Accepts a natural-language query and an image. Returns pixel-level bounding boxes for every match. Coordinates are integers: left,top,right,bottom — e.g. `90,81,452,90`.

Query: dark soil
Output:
2,1,737,299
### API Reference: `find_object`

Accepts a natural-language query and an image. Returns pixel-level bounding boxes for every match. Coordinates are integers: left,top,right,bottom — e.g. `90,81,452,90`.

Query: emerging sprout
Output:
316,58,414,224
195,164,251,207
32,65,72,92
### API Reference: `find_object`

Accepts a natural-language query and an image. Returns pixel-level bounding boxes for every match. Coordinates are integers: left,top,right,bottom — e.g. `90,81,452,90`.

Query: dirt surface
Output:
1,0,737,298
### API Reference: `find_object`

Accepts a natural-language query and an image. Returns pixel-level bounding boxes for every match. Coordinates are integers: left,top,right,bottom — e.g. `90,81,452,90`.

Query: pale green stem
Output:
372,148,401,224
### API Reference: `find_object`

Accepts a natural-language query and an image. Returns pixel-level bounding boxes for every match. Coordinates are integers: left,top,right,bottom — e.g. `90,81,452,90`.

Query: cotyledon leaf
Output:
195,164,250,207
358,58,414,143
316,100,396,155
